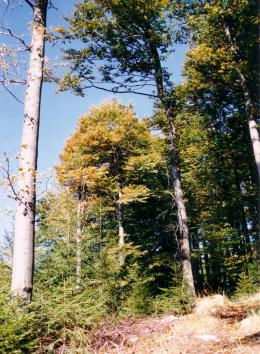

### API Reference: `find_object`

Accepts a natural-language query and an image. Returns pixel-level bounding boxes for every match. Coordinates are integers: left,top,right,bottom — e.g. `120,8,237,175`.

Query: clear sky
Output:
0,0,188,239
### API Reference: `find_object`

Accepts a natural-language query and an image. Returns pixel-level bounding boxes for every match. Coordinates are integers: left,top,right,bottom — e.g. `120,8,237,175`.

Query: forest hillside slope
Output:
87,293,260,354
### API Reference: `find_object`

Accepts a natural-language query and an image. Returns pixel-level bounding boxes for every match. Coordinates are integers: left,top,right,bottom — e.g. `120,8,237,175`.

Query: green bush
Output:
0,265,37,353
234,269,258,297
153,283,194,315
120,281,153,317
32,280,107,351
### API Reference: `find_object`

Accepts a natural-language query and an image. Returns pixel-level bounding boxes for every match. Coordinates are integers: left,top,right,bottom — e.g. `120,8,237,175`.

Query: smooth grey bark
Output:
11,0,48,301
117,181,125,265
168,125,195,297
238,70,260,183
169,126,195,297
149,40,195,297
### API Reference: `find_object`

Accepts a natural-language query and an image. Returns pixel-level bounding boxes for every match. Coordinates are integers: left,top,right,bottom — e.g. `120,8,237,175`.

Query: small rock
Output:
129,335,139,343
195,334,218,342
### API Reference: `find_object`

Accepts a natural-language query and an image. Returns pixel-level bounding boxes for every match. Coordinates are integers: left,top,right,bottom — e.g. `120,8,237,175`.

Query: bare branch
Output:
2,83,23,103
0,26,30,50
0,76,27,85
0,154,32,210
82,80,158,98
0,154,19,202
24,0,34,10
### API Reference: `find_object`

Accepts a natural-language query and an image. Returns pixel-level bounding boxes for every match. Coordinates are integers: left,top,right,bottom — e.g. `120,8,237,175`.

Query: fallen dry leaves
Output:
89,293,260,354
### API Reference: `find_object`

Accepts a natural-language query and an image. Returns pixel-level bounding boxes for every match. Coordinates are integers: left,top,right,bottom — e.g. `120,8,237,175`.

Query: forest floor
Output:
89,293,260,354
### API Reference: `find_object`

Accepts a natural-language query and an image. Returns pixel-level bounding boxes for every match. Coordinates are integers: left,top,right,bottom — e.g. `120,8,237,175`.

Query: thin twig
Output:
0,156,18,201
2,83,23,104
82,81,158,98
0,77,27,85
0,26,30,50
0,155,25,206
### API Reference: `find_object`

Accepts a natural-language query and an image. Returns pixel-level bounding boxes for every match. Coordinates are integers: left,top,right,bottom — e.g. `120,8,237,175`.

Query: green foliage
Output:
62,0,181,95
153,283,193,315
171,0,258,294
0,264,105,352
120,282,153,316
234,272,258,297
234,262,259,297
2,1,258,351
0,265,37,354
0,300,36,354
33,283,106,348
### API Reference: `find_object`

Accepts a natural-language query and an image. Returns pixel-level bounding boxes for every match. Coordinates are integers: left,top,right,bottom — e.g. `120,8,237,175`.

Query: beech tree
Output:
62,0,195,297
56,101,161,265
187,0,259,182
0,1,259,351
11,0,48,301
184,0,259,265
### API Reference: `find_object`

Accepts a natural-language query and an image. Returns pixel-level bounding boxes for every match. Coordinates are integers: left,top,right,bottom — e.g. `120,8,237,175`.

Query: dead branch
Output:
0,154,24,205
0,26,30,50
2,83,23,103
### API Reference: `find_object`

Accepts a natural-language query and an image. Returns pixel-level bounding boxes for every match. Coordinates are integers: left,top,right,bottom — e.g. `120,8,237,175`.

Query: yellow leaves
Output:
187,44,216,65
119,185,151,205
52,26,66,34
56,100,163,207
126,150,163,174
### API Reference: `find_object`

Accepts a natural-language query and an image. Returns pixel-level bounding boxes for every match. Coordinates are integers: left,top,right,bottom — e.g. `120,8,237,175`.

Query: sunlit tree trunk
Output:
224,24,260,267
11,0,48,302
239,72,260,182
117,180,125,265
224,25,260,182
169,124,195,297
76,197,82,291
149,40,195,297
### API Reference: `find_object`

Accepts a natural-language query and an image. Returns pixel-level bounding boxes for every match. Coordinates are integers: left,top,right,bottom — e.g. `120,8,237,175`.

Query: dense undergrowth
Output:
0,260,258,354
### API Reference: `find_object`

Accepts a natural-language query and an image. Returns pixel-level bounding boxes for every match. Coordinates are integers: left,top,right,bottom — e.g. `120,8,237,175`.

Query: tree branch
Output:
0,155,20,203
0,26,31,50
82,80,158,98
0,76,27,85
2,83,23,104
24,0,34,10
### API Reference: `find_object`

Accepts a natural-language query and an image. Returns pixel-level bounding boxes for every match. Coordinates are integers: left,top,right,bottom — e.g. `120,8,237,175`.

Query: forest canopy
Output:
0,0,259,352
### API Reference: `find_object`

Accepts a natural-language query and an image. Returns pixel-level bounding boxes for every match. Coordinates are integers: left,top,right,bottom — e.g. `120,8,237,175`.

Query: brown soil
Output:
89,300,260,354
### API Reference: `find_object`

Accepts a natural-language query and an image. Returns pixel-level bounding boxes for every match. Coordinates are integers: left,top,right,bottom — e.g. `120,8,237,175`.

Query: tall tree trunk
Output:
233,163,251,255
76,197,82,291
202,240,212,290
11,0,48,301
224,25,260,182
239,71,260,182
169,124,195,297
224,24,260,266
148,38,195,297
117,181,125,265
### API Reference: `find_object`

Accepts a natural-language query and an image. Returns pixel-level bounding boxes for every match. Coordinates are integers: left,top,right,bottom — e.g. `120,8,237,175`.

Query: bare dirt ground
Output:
89,294,260,354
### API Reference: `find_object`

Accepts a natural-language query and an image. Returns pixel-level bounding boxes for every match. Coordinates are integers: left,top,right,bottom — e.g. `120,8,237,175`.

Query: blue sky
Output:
0,0,188,238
